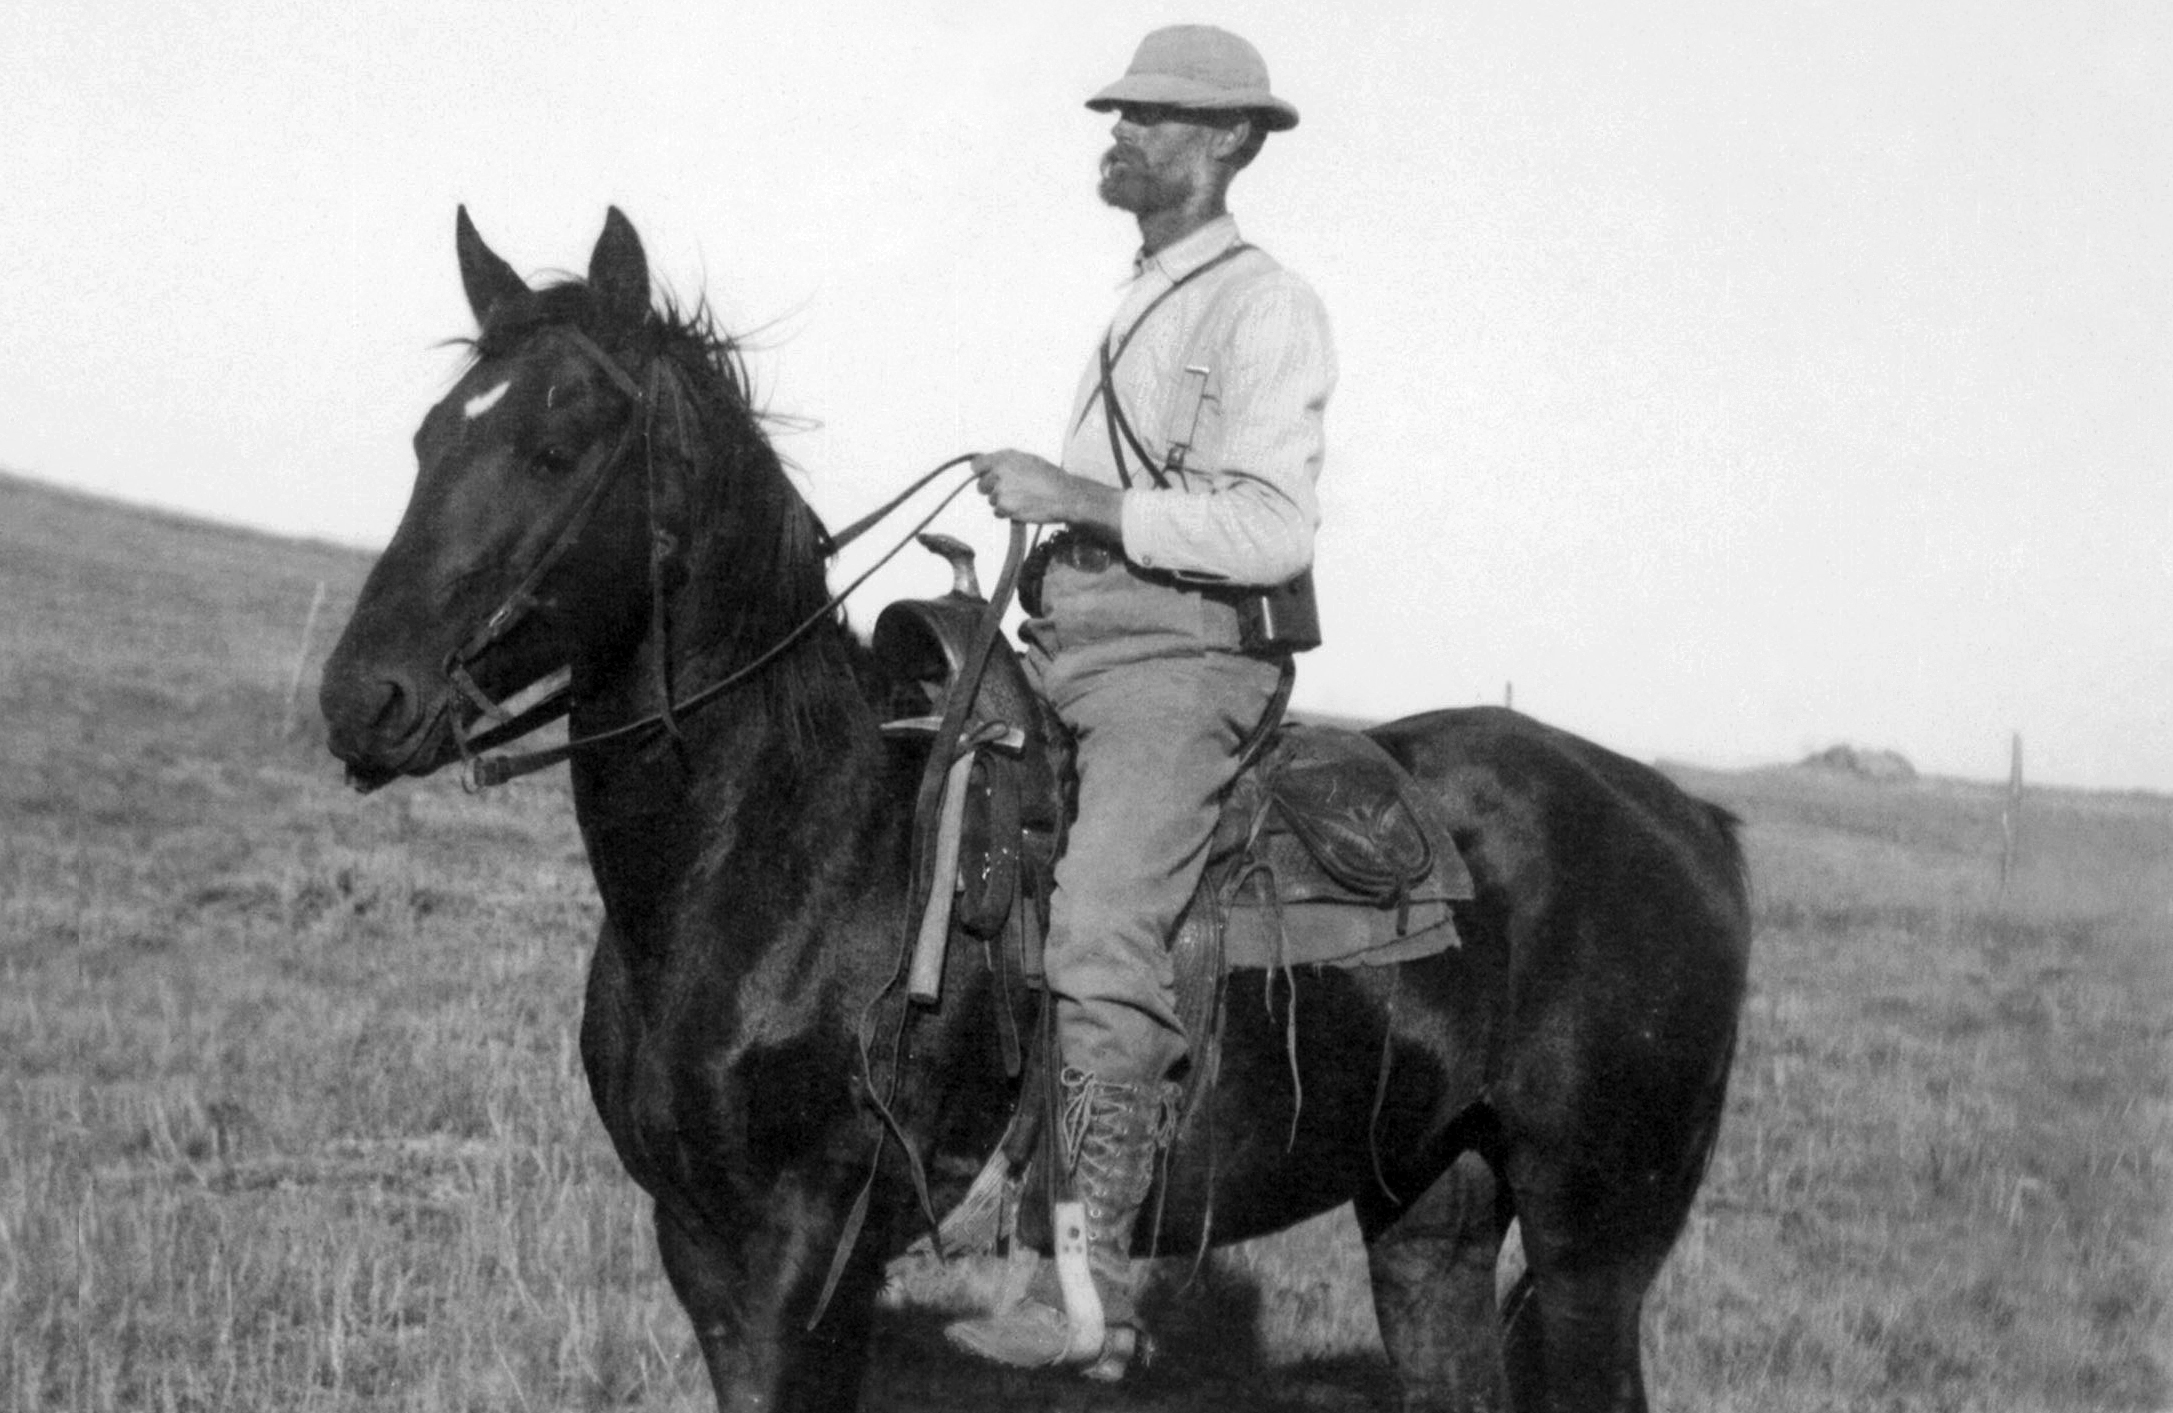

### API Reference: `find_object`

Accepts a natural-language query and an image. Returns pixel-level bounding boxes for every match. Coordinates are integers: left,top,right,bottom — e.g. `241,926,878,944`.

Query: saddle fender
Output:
871,589,1062,939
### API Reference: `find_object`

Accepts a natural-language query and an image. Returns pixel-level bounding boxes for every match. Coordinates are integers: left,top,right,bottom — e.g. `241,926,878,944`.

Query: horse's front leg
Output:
652,1174,885,1413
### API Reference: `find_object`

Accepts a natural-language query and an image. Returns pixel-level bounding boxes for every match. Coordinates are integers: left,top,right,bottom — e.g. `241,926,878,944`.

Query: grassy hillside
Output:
2,471,2166,1411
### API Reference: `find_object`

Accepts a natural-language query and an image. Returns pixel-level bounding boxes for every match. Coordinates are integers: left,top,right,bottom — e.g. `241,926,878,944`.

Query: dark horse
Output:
320,208,1750,1413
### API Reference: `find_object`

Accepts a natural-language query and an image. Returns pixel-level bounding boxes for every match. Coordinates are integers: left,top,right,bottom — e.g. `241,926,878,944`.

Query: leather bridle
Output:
441,323,989,789
443,330,640,727
441,325,656,782
438,320,1050,1333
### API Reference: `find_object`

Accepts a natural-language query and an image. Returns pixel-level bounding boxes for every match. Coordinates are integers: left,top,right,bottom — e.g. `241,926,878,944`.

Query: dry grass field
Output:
3,468,2166,1411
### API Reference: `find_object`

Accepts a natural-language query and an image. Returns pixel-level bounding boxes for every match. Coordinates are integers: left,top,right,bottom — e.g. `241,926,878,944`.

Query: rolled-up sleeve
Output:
1121,273,1336,585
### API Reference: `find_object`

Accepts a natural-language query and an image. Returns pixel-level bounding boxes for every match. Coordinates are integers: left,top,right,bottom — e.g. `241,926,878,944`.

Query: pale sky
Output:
5,0,2167,792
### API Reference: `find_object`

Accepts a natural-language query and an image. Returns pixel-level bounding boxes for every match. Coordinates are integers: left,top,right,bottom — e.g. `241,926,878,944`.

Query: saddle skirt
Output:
1210,725,1470,970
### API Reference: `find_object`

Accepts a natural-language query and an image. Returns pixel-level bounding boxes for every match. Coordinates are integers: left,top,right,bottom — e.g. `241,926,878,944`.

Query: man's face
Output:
1098,102,1229,215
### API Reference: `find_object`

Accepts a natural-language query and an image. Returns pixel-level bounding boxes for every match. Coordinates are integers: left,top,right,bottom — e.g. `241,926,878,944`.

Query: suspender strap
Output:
1091,242,1255,490
1108,242,1256,368
1099,340,1160,490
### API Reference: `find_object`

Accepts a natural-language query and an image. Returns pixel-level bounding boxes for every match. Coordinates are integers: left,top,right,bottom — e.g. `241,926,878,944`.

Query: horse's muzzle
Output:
321,663,456,789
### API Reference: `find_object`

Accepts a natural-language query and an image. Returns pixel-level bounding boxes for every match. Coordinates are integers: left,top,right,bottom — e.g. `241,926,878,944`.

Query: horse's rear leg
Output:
1498,1082,1727,1412
1357,1150,1513,1413
1497,1259,1655,1413
1497,1177,1669,1413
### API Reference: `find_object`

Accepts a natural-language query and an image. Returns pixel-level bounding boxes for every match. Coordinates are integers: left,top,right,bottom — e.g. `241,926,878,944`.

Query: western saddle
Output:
869,535,1472,1260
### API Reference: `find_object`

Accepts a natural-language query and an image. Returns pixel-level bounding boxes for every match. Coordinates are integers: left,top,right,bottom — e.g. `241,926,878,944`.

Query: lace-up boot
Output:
945,1066,1178,1381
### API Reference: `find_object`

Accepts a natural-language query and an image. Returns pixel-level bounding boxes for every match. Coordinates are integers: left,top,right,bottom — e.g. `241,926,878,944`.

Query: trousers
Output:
1022,557,1285,1087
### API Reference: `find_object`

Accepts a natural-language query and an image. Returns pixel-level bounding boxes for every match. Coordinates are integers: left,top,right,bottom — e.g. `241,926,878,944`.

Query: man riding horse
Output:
323,24,1750,1404
948,24,1335,1377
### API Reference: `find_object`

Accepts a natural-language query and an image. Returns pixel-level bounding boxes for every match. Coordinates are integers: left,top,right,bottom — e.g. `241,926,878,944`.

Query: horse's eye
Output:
533,445,577,476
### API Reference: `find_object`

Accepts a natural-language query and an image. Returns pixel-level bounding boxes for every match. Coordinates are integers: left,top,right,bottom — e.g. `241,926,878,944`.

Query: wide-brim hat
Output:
1085,25,1299,132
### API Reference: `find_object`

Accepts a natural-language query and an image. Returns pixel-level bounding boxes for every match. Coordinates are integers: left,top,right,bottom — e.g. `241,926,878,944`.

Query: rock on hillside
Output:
1797,743,1918,783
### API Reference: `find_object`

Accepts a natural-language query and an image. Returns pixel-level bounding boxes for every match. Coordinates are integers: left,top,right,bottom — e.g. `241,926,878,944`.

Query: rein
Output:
448,325,982,788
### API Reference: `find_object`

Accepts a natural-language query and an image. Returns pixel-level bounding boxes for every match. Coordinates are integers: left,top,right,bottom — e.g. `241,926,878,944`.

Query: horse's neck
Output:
567,569,903,956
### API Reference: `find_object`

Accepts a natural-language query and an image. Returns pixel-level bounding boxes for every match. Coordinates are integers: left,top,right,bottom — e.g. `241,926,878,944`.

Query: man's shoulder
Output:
1211,245,1330,324
1237,246,1317,290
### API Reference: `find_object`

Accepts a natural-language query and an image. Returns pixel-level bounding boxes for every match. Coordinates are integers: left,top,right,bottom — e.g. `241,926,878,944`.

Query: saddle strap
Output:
903,521,1028,942
906,748,980,1004
1236,655,1295,774
812,522,1028,1334
958,750,1026,941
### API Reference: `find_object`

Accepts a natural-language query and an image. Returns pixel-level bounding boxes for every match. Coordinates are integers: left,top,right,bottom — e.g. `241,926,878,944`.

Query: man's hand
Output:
972,450,1124,537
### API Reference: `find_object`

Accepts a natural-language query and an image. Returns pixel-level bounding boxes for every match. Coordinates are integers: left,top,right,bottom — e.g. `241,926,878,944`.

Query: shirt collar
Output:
1129,214,1243,285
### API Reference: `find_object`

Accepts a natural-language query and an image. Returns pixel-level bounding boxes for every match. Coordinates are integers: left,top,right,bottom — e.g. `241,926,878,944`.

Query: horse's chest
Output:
583,917,864,1181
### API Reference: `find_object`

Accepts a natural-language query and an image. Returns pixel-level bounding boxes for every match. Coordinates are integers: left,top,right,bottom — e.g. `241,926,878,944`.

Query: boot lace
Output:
1058,1068,1180,1185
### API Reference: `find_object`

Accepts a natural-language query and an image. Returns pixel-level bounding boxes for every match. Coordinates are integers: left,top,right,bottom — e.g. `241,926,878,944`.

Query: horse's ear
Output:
588,207,651,332
456,206,528,327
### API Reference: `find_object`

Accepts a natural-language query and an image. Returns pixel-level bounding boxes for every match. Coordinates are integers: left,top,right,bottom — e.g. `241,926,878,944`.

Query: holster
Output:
1230,569,1322,657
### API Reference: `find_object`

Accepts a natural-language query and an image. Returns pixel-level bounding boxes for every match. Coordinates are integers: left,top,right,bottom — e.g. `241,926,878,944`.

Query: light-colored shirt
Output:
1061,215,1336,586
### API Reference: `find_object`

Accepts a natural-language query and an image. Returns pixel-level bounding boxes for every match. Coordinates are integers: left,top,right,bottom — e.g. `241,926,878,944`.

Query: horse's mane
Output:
473,278,868,762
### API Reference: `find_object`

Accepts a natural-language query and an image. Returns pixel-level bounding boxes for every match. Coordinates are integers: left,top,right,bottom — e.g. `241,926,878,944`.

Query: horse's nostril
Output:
322,663,425,756
369,676,411,734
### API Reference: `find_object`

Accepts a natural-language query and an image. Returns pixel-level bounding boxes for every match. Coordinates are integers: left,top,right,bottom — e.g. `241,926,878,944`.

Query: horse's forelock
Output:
467,278,609,363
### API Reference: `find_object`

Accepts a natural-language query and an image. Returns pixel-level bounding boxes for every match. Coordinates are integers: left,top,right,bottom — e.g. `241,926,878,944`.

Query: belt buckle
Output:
1053,533,1114,574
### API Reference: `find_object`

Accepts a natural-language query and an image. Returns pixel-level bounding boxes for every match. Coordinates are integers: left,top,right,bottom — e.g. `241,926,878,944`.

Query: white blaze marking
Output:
463,380,511,420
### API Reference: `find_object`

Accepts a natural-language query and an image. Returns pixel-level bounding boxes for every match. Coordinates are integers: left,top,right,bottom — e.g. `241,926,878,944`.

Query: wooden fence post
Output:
1998,732,2024,901
282,580,329,738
